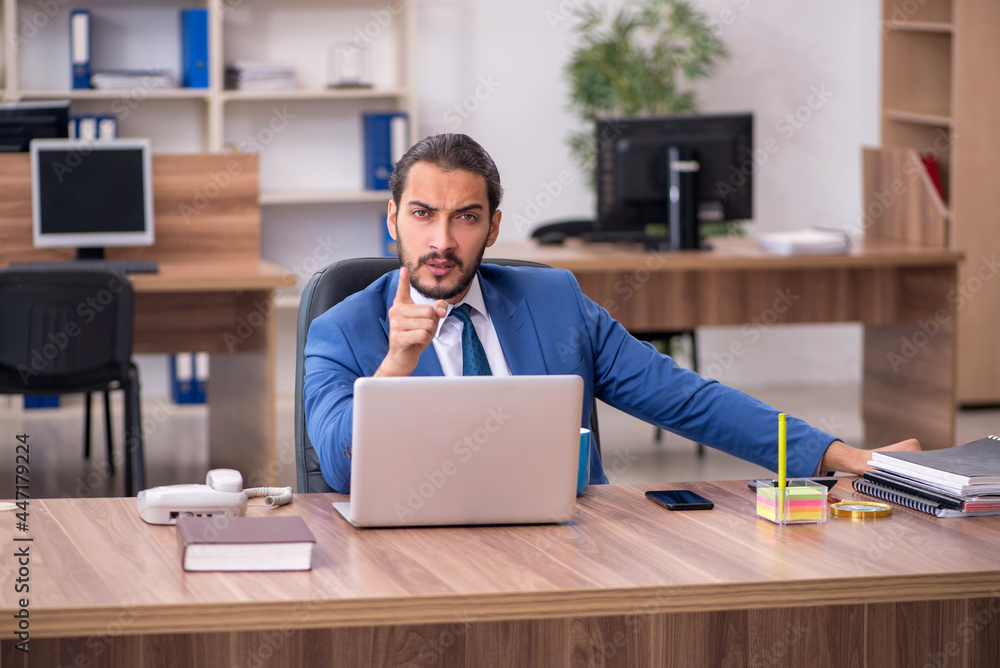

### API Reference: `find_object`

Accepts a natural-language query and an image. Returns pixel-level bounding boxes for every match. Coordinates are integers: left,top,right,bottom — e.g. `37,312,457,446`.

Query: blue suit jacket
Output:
304,265,836,493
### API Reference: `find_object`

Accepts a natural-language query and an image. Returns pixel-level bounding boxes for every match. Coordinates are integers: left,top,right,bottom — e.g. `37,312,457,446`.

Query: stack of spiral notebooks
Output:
854,435,1000,518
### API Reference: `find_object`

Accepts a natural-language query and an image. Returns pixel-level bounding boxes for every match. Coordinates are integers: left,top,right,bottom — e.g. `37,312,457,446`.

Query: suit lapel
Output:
383,273,444,376
481,271,547,375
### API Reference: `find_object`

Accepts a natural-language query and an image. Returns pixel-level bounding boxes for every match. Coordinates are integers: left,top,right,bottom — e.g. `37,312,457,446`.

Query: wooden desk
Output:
2,481,998,667
489,237,964,449
130,260,294,481
0,154,296,485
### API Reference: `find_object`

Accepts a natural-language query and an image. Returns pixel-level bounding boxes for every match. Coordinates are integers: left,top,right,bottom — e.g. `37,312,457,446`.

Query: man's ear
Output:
386,199,398,241
486,209,501,246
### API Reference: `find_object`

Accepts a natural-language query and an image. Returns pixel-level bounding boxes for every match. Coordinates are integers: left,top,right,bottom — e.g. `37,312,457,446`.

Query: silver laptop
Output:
333,375,584,527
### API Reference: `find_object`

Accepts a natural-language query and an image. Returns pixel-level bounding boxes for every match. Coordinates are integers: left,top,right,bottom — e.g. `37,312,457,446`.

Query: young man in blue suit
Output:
304,134,920,494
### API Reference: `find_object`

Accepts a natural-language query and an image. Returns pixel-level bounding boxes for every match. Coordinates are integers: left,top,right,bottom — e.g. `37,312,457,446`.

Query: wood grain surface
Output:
952,0,1000,404
488,236,961,273
862,145,949,246
2,481,999,637
2,481,998,666
486,238,962,333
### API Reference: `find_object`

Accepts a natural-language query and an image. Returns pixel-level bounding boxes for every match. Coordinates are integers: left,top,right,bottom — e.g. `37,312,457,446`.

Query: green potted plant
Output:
564,0,735,236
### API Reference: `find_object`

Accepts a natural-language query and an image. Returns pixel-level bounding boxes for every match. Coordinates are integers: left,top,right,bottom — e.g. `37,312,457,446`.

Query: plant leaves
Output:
563,0,730,181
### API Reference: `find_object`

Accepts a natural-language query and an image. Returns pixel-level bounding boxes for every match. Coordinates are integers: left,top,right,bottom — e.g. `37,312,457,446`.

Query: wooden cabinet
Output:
0,0,417,206
879,0,1000,405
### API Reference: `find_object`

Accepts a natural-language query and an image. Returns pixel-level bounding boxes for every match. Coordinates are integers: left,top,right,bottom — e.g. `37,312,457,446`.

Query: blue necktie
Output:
450,304,492,376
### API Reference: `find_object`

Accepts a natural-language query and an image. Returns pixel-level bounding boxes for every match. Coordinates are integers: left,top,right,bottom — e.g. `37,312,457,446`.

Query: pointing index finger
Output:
395,266,413,304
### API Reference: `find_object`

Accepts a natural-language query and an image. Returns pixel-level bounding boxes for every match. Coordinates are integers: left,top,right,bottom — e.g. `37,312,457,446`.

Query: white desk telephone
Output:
136,468,293,525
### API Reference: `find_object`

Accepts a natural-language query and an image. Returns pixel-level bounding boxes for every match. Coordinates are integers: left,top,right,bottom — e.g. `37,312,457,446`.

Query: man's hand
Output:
374,266,448,377
820,438,922,475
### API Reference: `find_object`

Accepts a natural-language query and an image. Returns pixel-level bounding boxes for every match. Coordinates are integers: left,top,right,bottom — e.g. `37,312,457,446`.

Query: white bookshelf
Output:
260,189,391,206
0,0,418,207
18,88,212,101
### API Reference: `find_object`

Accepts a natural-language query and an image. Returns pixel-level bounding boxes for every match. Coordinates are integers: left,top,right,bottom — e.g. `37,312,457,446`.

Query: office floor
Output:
1,384,997,499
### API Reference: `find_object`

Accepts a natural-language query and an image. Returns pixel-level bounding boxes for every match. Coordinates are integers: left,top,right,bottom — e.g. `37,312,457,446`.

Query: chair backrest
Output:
529,219,595,240
294,257,601,493
0,268,134,393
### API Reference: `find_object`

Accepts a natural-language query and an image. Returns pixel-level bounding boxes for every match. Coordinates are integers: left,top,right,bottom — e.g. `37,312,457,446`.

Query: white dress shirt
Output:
410,274,511,376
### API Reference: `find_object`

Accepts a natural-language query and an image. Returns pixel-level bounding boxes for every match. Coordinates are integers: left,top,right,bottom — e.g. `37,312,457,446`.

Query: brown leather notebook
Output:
176,515,315,571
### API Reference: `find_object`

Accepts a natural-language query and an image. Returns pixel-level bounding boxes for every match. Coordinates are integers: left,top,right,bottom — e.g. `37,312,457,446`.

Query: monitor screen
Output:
0,101,70,153
595,113,753,250
30,138,155,258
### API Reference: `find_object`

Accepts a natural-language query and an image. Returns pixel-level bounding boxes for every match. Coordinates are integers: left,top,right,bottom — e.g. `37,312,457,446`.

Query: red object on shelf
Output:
921,153,945,200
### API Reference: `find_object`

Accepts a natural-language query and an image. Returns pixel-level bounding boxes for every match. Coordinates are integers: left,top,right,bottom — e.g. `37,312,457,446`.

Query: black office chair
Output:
294,257,602,493
0,267,146,495
84,390,115,473
529,218,597,245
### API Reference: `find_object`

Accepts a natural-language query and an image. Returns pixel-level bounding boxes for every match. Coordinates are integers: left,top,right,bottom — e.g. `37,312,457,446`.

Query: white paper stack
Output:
225,61,296,91
757,228,850,256
91,69,177,90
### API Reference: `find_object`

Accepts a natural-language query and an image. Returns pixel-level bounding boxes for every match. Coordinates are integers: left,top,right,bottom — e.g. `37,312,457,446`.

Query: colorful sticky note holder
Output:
756,478,827,525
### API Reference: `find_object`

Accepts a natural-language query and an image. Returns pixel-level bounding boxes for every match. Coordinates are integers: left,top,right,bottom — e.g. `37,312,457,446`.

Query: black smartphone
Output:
645,489,714,511
746,477,839,492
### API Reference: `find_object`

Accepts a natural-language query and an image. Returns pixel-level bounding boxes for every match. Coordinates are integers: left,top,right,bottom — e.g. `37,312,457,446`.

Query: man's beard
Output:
396,235,488,301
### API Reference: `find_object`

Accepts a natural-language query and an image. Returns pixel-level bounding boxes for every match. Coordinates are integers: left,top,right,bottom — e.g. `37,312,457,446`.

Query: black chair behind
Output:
294,258,602,493
0,268,145,495
529,218,596,244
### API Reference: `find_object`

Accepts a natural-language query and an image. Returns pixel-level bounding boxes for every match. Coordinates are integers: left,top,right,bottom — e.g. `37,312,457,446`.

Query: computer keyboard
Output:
579,230,654,244
9,259,159,274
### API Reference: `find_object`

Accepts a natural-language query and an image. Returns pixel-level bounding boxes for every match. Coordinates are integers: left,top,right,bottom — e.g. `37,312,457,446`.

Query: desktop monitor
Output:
30,138,155,260
0,101,70,152
595,112,753,250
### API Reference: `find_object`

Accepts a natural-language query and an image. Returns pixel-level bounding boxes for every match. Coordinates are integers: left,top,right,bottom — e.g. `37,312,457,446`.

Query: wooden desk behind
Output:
129,260,294,481
0,154,296,485
489,237,964,449
2,481,998,667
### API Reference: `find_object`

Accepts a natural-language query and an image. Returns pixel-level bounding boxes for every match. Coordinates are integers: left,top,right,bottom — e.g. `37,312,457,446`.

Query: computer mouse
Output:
536,231,567,245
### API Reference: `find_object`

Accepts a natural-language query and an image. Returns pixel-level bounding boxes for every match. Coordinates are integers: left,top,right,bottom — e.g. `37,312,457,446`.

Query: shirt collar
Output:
410,272,489,336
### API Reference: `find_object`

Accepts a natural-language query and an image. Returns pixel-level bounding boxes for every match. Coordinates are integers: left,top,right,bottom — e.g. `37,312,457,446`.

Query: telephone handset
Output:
136,468,293,525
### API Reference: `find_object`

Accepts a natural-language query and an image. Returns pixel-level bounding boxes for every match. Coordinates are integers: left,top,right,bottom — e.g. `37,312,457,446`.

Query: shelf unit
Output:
879,0,1000,405
0,0,417,206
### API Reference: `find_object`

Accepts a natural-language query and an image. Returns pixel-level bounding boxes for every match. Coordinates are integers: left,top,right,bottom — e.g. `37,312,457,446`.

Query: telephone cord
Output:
245,486,293,507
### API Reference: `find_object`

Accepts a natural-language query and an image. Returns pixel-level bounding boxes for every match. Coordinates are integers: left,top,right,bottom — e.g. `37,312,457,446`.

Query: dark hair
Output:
389,134,504,217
